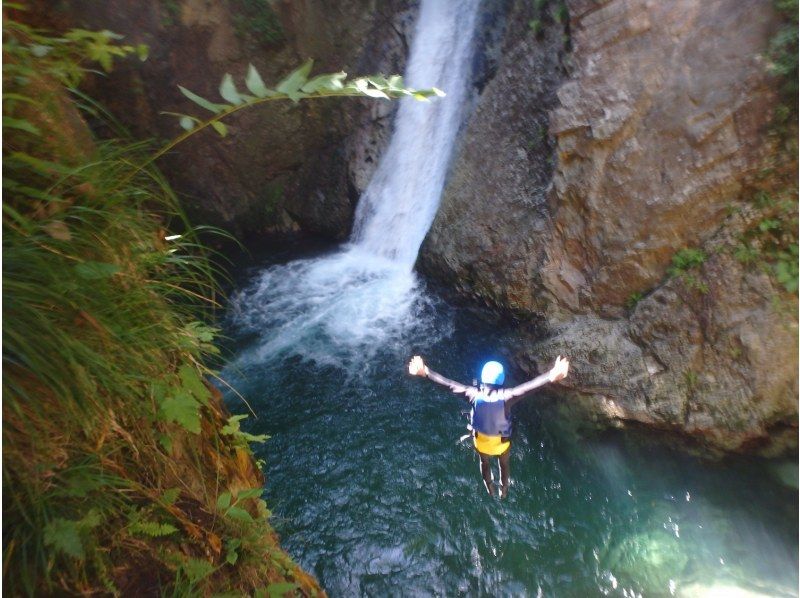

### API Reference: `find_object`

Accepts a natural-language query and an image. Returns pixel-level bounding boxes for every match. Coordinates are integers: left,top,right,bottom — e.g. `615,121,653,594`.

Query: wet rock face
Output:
418,0,567,313
545,0,784,318
419,0,797,455
48,0,414,240
524,247,798,455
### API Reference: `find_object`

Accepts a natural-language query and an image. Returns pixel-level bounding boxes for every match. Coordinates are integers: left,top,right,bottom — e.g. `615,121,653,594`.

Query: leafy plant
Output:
732,189,798,295
625,291,643,310
668,248,707,275
767,0,798,119
734,242,760,264
221,414,270,450
773,244,799,293
170,60,443,136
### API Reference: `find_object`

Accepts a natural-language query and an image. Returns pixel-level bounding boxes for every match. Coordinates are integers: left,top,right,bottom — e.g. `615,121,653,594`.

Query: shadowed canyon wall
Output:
47,0,419,240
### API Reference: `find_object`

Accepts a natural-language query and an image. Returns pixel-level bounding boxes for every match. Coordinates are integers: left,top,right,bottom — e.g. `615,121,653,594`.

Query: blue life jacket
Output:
471,393,512,437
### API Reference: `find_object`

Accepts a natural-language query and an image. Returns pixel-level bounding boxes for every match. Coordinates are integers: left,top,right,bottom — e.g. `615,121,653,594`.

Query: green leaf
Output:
159,391,201,434
182,558,215,584
186,321,217,343
2,93,37,105
236,488,263,500
245,63,273,98
75,261,122,280
129,520,179,537
216,492,232,510
3,116,41,136
136,43,149,61
301,72,347,93
758,218,780,232
9,151,74,175
178,85,228,114
161,488,180,506
219,73,243,104
211,120,228,137
224,538,242,566
44,519,84,559
241,431,270,444
353,78,389,99
179,115,196,131
276,59,314,101
221,414,248,435
224,506,254,523
179,365,210,404
267,583,298,598
159,433,173,453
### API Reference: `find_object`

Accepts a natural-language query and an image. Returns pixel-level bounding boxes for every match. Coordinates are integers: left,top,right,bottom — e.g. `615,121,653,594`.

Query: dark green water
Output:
220,248,798,597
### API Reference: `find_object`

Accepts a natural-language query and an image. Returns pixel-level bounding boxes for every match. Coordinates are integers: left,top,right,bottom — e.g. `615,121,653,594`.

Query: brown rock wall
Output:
419,0,797,455
546,0,783,317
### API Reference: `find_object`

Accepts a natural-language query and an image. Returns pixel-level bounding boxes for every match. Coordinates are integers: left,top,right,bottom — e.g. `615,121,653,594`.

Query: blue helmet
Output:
480,361,505,385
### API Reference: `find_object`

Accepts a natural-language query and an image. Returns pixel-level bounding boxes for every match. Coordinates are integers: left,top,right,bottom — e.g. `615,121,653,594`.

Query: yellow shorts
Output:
473,432,511,456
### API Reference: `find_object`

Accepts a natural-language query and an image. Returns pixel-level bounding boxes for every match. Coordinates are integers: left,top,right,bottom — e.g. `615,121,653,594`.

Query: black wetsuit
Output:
424,367,551,497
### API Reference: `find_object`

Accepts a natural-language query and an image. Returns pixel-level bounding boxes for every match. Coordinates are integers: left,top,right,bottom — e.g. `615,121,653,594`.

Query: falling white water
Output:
229,0,480,367
351,0,481,266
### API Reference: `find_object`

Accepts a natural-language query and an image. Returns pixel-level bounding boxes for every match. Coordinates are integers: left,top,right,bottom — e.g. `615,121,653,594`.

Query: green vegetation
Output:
668,248,709,294
683,370,699,391
625,291,644,310
668,248,707,274
528,0,570,46
767,0,798,127
733,191,799,294
3,10,435,595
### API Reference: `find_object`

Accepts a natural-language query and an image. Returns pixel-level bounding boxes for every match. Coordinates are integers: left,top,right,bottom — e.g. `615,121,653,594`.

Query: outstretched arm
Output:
408,355,476,399
504,356,570,406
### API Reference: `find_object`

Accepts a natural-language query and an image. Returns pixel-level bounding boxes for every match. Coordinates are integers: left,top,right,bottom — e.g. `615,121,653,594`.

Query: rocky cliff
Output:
420,0,798,455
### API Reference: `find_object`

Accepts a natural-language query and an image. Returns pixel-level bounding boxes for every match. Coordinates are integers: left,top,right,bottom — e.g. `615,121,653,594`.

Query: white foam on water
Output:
229,247,448,370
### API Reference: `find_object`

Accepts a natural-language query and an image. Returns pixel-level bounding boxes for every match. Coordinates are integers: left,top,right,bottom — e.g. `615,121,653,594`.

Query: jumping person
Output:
408,355,569,498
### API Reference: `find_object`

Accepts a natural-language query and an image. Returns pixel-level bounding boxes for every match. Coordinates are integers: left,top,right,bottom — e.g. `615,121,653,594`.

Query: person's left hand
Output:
408,355,427,377
548,355,570,382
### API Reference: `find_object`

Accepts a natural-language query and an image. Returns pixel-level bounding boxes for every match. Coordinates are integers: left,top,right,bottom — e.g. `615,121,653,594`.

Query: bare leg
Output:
498,447,511,499
478,452,495,496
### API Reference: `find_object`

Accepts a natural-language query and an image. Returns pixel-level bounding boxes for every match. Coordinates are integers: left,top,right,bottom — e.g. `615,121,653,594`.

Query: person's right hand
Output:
408,355,427,377
548,355,570,382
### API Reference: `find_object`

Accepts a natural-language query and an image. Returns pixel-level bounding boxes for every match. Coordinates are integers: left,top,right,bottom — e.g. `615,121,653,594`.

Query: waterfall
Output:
229,0,480,368
351,0,480,267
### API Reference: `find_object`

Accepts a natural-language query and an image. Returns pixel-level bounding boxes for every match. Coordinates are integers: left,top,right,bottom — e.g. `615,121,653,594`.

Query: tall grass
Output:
3,11,319,596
